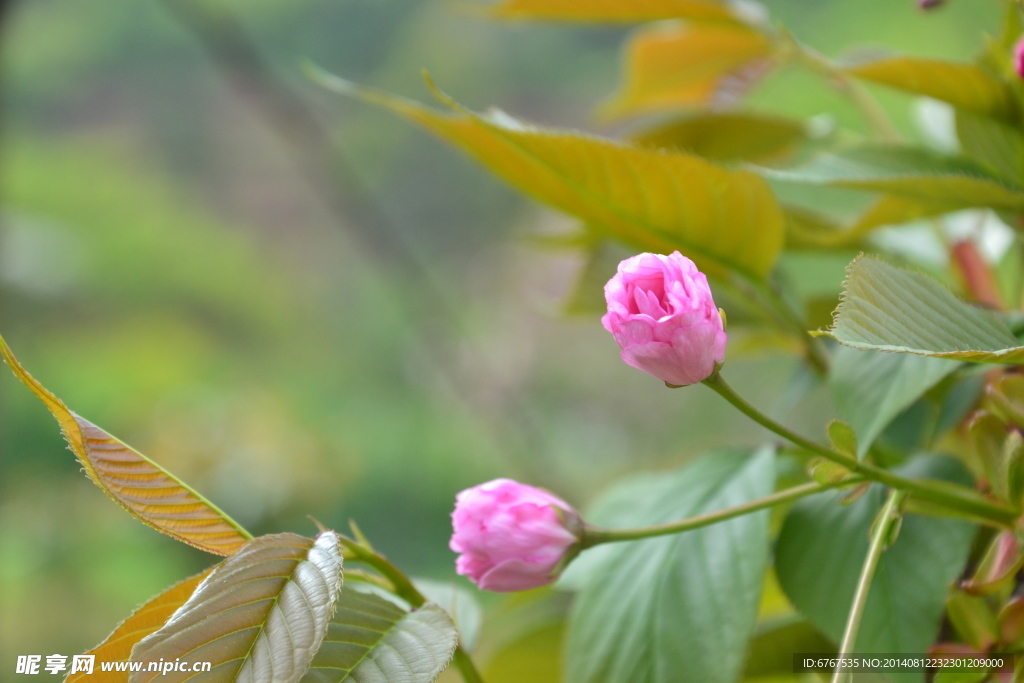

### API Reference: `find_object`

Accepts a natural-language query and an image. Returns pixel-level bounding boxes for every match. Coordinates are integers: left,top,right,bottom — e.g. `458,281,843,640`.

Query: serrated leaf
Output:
763,145,1024,212
633,111,806,163
775,456,976,683
130,531,344,683
66,568,215,683
0,334,250,556
820,256,1024,363
830,347,959,457
314,74,785,280
600,22,774,120
300,591,458,683
563,448,775,683
846,57,1012,118
489,0,744,23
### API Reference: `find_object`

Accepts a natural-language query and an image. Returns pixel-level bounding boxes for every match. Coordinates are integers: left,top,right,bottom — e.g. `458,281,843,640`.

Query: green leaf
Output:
956,109,1024,184
130,531,344,683
67,568,216,683
743,617,834,679
301,590,458,683
633,112,806,163
564,448,775,683
599,22,775,120
830,347,959,457
820,256,1024,363
313,72,785,280
845,58,1012,118
784,196,957,248
775,456,976,683
762,145,1024,212
0,334,251,556
489,0,744,23
414,578,484,652
827,420,858,458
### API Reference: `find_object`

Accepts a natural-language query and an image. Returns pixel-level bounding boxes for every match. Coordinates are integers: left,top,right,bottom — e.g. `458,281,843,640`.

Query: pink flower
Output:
450,479,580,592
602,251,727,386
1015,36,1024,79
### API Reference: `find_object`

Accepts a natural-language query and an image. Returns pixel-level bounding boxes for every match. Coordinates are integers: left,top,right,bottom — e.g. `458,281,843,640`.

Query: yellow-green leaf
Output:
313,74,784,280
600,22,774,120
846,57,1012,118
819,256,1024,364
764,145,1024,212
785,195,961,248
130,531,344,683
0,334,250,556
66,568,215,683
632,111,806,163
490,0,743,23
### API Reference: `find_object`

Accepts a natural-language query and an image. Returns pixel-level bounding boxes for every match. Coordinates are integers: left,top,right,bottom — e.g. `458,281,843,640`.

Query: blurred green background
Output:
0,0,1005,673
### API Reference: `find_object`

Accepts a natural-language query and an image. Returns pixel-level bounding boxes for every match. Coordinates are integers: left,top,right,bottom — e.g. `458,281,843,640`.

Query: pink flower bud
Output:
601,251,727,386
1015,36,1024,80
918,0,943,9
450,479,581,592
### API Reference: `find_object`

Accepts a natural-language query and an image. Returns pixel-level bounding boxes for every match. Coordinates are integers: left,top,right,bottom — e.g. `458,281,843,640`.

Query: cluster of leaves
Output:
0,336,464,683
309,1,1024,682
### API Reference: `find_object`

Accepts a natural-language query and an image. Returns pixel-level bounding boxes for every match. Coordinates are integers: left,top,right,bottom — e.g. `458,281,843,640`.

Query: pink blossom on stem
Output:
450,479,580,592
602,251,727,386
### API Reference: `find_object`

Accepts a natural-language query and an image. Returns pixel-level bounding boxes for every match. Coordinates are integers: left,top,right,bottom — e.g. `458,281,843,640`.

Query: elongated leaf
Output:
66,568,215,683
846,57,1012,118
490,0,744,23
956,109,1024,184
130,531,344,683
763,145,1024,212
314,74,784,280
301,591,458,683
775,456,976,683
785,195,958,248
820,256,1024,363
0,334,250,556
633,111,805,163
600,22,774,120
563,448,775,683
831,347,959,457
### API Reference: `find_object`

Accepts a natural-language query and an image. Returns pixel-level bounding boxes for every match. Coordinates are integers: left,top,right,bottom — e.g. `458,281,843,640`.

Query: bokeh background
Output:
0,0,1005,676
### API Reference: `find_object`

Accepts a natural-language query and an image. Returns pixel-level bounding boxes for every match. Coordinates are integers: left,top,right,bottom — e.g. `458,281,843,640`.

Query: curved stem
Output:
344,541,486,683
581,480,846,548
701,372,1018,527
833,490,907,683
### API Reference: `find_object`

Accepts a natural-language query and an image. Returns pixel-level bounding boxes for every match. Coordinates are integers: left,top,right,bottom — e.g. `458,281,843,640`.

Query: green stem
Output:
581,480,845,548
832,490,907,683
451,647,486,683
344,542,486,683
701,372,1018,527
